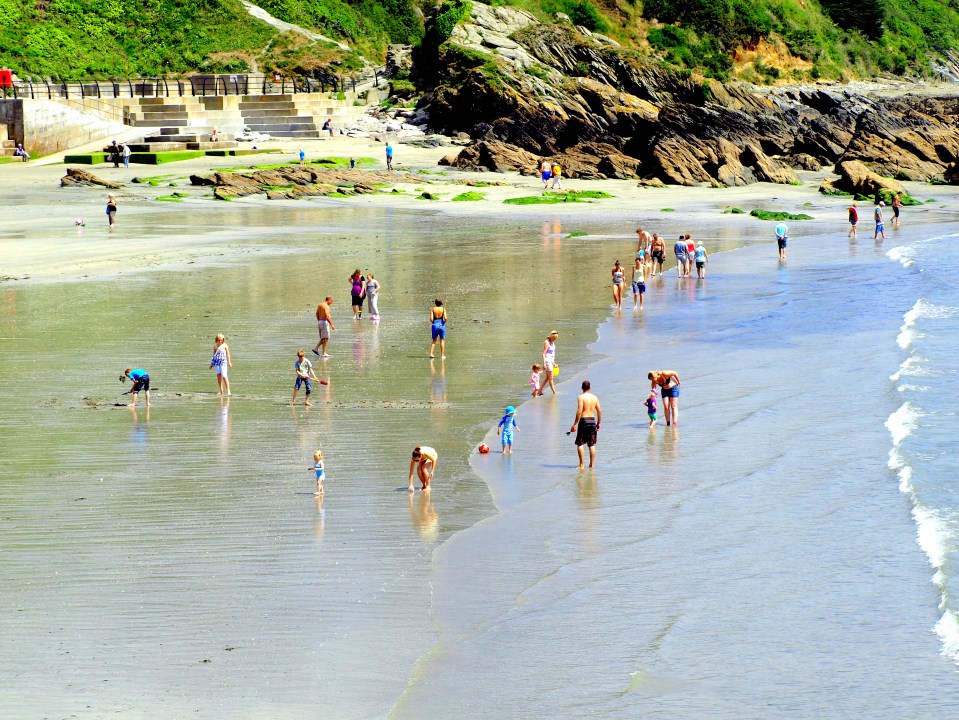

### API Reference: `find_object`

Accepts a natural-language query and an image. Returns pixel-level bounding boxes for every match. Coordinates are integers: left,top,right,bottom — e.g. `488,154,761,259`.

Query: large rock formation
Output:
190,165,421,200
418,2,959,187
60,168,124,188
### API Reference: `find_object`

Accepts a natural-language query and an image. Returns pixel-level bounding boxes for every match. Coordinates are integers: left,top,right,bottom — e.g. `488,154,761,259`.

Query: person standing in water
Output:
408,446,438,492
775,222,788,260
674,235,688,278
366,273,381,320
123,367,150,408
611,260,625,309
874,202,887,240
210,333,232,396
893,191,903,227
631,255,646,309
848,201,859,239
694,241,709,279
570,380,602,470
106,194,117,227
349,270,366,320
313,296,335,358
651,233,666,276
537,331,559,396
429,298,447,359
648,370,681,426
310,449,325,495
497,406,519,454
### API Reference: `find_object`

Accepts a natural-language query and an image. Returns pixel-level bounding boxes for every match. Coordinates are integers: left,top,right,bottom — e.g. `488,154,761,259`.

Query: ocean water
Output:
393,203,959,718
3,194,959,718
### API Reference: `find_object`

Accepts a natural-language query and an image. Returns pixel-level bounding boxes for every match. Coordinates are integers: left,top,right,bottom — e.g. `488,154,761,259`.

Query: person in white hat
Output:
875,200,887,240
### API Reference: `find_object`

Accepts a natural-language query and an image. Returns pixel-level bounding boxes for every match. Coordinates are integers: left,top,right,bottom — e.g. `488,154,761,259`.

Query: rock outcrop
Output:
190,165,421,200
819,160,904,197
60,168,124,189
417,2,959,187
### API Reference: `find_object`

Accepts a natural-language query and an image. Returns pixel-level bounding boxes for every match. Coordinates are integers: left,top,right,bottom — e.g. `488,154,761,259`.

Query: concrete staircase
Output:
237,94,371,138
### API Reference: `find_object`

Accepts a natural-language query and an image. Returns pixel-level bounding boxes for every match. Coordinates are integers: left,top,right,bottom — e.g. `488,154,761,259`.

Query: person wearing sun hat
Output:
497,405,519,454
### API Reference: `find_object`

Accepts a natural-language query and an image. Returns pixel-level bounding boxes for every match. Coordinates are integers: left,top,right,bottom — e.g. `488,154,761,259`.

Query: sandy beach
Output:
4,142,959,718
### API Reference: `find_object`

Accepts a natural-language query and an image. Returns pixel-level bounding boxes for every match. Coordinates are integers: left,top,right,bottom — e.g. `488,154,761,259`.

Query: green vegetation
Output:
63,153,109,165
503,190,613,205
0,156,16,165
749,209,814,220
661,207,676,212
310,156,376,167
156,192,190,202
723,207,746,214
451,191,485,201
567,231,588,237
877,189,922,206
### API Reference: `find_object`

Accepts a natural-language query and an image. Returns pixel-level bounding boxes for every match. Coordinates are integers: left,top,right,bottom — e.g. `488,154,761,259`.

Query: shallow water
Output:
4,196,959,717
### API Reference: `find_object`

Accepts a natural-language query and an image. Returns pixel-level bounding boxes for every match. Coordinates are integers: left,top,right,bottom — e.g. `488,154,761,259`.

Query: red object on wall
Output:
0,69,12,88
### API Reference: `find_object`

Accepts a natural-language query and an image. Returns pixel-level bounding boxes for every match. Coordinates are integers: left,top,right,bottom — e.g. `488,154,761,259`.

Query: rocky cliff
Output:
417,3,959,188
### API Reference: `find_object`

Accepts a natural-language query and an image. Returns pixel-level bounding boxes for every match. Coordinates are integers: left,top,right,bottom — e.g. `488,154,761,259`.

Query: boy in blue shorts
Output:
122,367,150,408
497,405,520,454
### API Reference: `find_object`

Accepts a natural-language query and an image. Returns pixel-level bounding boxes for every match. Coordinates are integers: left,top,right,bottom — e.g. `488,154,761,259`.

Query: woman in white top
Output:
537,331,559,396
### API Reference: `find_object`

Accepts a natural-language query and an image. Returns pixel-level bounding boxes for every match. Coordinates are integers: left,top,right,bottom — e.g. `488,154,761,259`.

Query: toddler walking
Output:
529,363,541,397
310,449,325,495
497,405,520,454
645,391,658,429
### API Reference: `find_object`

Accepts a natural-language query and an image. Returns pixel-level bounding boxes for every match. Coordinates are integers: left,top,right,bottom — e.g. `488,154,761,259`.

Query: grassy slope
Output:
1,0,957,81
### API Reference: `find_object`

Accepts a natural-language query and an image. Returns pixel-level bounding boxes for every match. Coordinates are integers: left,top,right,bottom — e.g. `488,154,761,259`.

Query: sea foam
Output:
885,402,920,446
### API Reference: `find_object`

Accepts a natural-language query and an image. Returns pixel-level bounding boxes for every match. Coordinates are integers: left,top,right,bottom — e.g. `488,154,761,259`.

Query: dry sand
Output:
1,133,951,282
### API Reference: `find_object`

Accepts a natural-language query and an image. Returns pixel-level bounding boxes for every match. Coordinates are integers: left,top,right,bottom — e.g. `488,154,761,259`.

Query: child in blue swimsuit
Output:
497,406,519,454
310,449,325,495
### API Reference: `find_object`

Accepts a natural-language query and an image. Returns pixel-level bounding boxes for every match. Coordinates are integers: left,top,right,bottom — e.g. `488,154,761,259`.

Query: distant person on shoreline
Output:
537,331,558,396
109,140,120,168
122,143,131,169
631,254,646,309
350,269,366,320
210,333,232,396
311,449,325,495
775,222,788,260
530,363,542,397
429,298,447,359
106,194,117,227
122,367,150,408
651,233,666,276
299,149,305,166
611,260,625,309
645,391,658,429
550,162,562,190
497,405,519,454
874,201,887,240
322,118,333,138
408,446,438,492
685,235,695,277
848,201,859,239
540,158,552,189
648,370,681,426
570,380,602,469
694,241,709,279
312,296,335,358
366,273,380,320
292,350,319,406
893,191,903,227
674,235,688,278
385,142,393,170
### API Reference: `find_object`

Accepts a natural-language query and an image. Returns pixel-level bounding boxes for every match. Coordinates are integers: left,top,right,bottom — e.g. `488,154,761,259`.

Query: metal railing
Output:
4,68,387,101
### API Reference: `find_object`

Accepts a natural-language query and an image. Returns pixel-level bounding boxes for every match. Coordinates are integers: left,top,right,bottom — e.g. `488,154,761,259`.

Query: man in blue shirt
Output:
123,367,150,408
775,222,788,260
674,236,688,278
385,142,393,171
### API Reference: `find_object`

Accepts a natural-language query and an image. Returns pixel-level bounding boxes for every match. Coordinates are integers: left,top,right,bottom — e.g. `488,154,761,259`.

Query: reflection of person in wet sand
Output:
408,491,439,541
408,446,438,492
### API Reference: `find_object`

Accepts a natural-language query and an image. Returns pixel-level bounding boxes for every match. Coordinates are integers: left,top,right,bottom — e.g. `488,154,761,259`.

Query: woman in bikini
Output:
611,260,625,310
648,370,681,426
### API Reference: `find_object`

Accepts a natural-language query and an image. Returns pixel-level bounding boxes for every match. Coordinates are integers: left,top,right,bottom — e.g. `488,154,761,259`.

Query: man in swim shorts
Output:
313,296,336,358
892,191,903,227
874,202,886,240
540,159,552,189
570,380,602,469
674,236,688,278
123,367,150,408
650,234,665,276
848,202,858,239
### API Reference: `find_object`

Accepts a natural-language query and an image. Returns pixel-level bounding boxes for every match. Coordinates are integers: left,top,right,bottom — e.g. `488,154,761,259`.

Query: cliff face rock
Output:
421,2,959,186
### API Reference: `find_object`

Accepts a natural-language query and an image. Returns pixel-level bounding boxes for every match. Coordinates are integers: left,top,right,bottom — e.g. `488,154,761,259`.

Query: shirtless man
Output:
636,227,652,257
650,233,666,277
408,446,438,492
312,296,336,358
570,380,602,469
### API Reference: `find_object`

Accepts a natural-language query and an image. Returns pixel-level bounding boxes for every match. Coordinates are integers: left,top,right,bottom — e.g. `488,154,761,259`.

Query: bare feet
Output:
577,465,585,470
305,400,312,406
